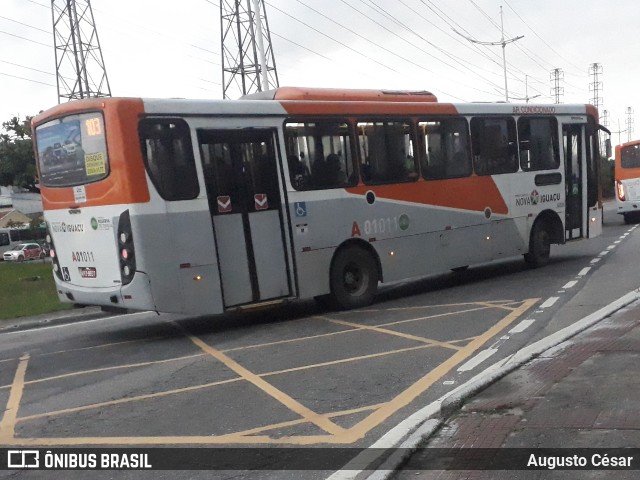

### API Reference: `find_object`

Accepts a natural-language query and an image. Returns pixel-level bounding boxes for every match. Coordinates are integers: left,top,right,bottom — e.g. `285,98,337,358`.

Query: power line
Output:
356,0,506,96
503,0,583,73
0,71,56,87
265,1,399,74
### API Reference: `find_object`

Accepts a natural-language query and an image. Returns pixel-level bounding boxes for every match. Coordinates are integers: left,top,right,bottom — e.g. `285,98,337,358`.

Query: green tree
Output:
0,115,39,192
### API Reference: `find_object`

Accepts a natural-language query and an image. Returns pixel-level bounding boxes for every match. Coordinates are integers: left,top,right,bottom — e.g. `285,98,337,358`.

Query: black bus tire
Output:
330,246,378,310
524,221,551,267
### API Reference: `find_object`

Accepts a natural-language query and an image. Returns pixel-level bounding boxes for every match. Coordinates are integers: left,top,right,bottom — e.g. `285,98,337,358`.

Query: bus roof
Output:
242,87,438,103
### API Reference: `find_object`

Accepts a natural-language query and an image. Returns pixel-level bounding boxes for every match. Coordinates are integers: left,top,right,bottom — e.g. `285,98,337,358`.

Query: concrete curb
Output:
326,288,640,480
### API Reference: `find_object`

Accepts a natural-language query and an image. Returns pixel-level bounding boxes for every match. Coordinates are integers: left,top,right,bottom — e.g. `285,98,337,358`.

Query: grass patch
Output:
0,261,72,321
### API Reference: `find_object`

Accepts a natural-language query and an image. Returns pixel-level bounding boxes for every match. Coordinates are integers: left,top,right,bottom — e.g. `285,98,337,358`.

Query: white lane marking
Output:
614,240,621,244
591,258,601,264
599,250,609,256
457,348,498,372
540,297,559,308
578,267,591,276
509,319,535,334
562,280,578,289
607,245,616,250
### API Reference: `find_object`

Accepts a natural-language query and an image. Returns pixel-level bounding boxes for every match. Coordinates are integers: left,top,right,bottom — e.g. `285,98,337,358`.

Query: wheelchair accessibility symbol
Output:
294,202,307,217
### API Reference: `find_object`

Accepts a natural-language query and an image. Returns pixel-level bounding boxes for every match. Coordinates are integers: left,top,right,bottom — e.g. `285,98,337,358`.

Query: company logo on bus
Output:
515,190,561,207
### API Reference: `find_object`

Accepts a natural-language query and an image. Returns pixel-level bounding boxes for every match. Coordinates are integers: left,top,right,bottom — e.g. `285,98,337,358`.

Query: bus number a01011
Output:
363,215,410,236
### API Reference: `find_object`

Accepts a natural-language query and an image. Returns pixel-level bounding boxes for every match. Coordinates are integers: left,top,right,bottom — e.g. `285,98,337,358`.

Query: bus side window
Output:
518,117,559,171
138,118,199,201
284,120,355,190
471,117,518,175
357,120,417,185
0,232,9,247
419,118,471,180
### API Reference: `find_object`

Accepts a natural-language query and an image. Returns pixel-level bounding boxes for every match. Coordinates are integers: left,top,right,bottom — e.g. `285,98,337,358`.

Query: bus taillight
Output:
117,210,136,286
46,225,63,281
617,181,626,201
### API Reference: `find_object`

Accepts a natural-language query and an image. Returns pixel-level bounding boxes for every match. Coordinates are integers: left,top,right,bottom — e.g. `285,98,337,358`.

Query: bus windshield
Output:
35,112,109,187
621,144,640,169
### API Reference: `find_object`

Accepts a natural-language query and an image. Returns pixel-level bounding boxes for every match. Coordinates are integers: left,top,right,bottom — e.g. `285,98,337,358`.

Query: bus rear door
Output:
198,129,292,308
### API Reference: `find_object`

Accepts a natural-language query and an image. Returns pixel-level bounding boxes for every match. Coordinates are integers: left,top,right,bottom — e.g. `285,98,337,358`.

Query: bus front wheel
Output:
524,221,551,267
330,246,378,309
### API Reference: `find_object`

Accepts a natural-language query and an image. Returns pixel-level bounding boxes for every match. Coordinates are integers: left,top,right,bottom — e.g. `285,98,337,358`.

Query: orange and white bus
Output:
615,139,640,223
33,87,606,314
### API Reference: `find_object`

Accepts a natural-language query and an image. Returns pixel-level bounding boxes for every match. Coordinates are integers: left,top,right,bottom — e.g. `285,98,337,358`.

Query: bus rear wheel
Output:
330,246,378,309
524,221,551,267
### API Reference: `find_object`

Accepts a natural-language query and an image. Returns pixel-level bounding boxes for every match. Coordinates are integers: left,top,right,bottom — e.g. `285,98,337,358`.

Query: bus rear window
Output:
621,144,640,168
35,112,109,187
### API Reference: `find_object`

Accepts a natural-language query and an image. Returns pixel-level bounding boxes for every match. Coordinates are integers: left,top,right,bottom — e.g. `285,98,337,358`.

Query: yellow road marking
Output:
15,345,431,424
18,377,242,423
0,355,29,442
262,344,436,377
174,322,345,436
334,298,540,443
318,316,462,351
346,300,515,313
221,326,361,352
8,299,537,446
376,305,498,328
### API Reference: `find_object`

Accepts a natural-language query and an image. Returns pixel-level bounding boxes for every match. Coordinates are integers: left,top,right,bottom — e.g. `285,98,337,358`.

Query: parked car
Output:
2,243,45,262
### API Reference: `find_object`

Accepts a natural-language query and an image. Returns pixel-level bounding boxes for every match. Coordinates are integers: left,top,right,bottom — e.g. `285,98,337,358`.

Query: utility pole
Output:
220,0,279,99
612,120,627,147
550,68,564,104
452,6,523,101
602,109,609,130
51,0,111,102
512,75,540,103
626,107,634,142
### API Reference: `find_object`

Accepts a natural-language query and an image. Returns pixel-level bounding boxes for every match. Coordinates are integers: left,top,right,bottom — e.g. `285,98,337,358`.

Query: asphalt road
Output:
0,201,637,479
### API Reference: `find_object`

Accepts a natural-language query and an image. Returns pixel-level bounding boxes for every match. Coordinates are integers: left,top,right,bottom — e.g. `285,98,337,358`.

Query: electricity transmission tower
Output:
51,0,111,102
588,63,603,119
550,68,564,104
626,107,634,142
220,0,279,99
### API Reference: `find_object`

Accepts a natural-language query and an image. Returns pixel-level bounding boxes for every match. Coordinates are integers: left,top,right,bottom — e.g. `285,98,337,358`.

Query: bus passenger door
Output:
198,129,291,308
562,123,584,239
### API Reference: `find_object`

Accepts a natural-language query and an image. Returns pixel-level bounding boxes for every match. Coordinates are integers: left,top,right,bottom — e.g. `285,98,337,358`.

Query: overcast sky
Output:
1,0,638,145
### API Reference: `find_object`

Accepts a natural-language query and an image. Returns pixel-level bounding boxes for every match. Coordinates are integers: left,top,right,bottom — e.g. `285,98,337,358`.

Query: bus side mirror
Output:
605,138,612,158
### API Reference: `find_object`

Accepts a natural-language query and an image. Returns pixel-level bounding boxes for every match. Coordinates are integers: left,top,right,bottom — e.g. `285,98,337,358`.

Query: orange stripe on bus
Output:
346,176,509,214
279,101,459,117
36,98,150,210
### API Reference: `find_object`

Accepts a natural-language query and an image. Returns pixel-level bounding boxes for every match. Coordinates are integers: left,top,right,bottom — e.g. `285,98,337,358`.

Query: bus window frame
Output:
418,116,472,181
356,118,419,186
283,117,358,191
517,116,560,172
138,117,200,202
471,116,519,176
35,110,111,189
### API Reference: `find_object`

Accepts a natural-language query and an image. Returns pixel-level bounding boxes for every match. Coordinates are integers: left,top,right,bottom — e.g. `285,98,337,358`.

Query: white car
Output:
2,243,45,262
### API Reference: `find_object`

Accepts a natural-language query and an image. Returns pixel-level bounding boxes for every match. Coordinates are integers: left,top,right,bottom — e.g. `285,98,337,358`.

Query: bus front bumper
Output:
54,271,156,312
